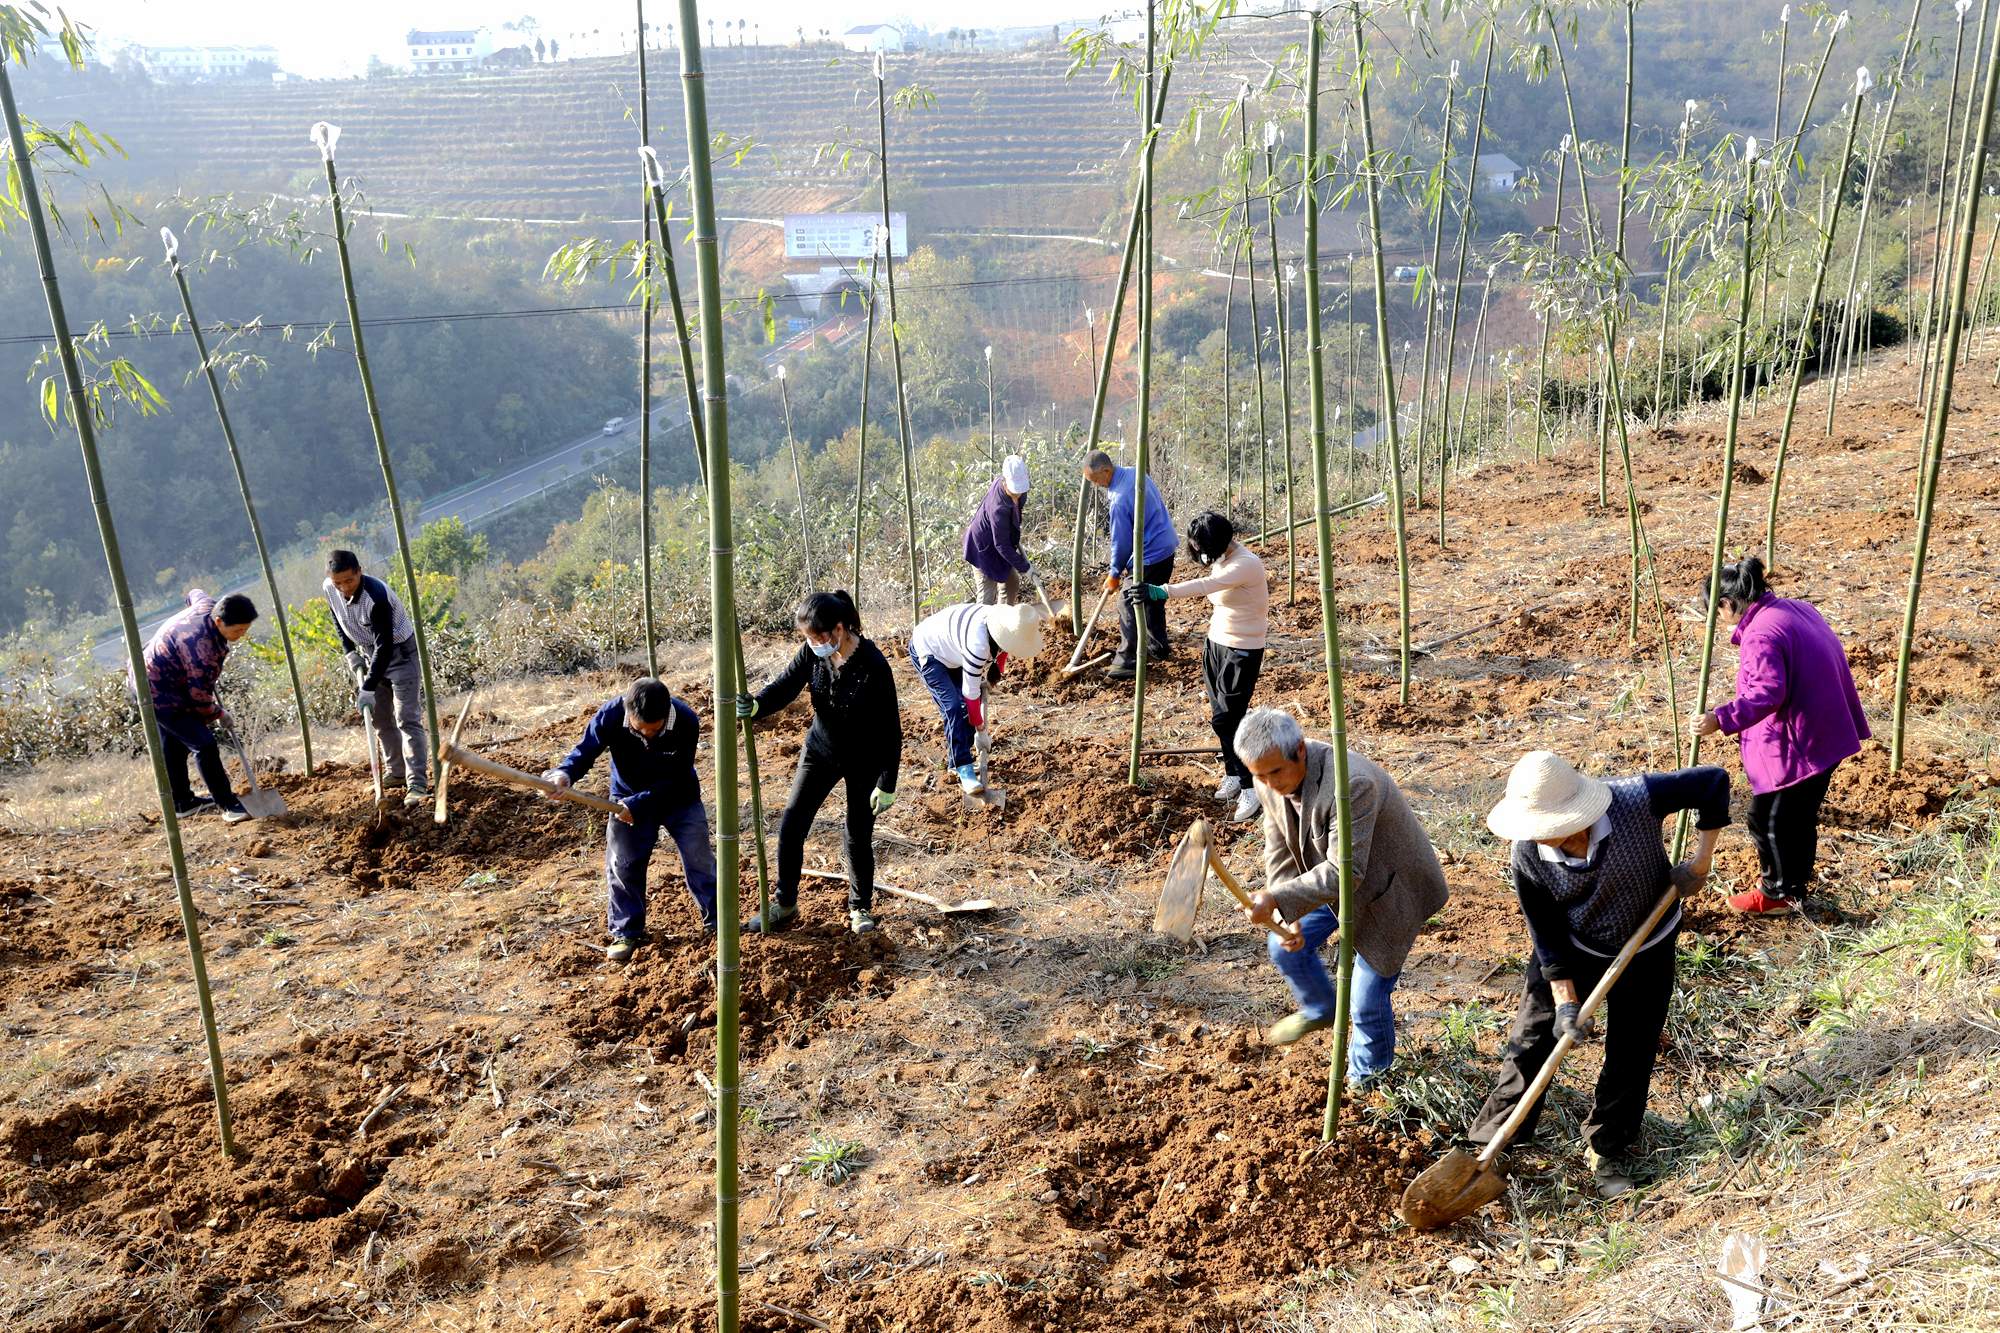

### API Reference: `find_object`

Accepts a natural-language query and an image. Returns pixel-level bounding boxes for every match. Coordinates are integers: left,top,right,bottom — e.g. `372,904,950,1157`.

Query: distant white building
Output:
1476,153,1522,193
406,27,495,73
841,24,905,53
136,44,279,80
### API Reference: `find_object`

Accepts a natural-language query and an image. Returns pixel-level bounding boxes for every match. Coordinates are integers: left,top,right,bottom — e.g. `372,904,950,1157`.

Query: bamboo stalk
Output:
3,56,235,1158
1071,308,1100,630
1765,71,1868,573
1893,3,2000,770
1240,100,1270,542
871,55,922,629
637,0,659,676
1927,0,1990,428
1264,134,1298,605
1436,34,1494,549
851,249,879,597
777,367,814,586
983,344,996,465
1127,3,1162,787
1917,6,1973,420
1654,102,1695,427
315,125,442,782
641,154,707,485
1410,66,1456,515
1222,238,1238,505
164,244,314,775
1533,139,1567,461
671,11,740,1330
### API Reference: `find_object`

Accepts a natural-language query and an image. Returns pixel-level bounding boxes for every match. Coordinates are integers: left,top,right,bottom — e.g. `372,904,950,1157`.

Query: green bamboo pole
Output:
163,236,314,775
313,122,442,781
1343,254,1358,477
1264,131,1298,605
1410,66,1456,513
1680,140,1760,855
1454,265,1495,461
777,366,814,585
641,150,708,487
851,249,879,597
1654,102,1695,427
1070,307,1099,630
3,57,235,1157
1350,2,1411,706
1313,4,1359,1141
1127,3,1161,788
1926,0,1993,467
1533,138,1568,460
637,0,659,676
1222,239,1238,504
672,9,739,1329
872,54,922,629
1240,102,1270,541
1436,34,1494,549
1765,70,1868,573
1917,5,1973,421
1893,3,2000,771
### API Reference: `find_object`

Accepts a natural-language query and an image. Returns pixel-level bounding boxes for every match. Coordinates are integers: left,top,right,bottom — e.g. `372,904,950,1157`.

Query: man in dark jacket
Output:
323,549,429,806
962,454,1035,606
141,588,259,822
545,678,716,962
1468,750,1727,1198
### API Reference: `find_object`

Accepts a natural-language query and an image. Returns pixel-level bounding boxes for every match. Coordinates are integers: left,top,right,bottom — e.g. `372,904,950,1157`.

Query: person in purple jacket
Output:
962,454,1037,607
140,588,259,822
1693,557,1871,915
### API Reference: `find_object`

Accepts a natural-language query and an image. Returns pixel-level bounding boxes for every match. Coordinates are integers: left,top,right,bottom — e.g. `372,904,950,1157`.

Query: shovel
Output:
799,867,996,915
358,693,387,817
1154,817,1301,945
1027,569,1068,630
224,733,287,818
1398,883,1683,1231
963,725,1004,813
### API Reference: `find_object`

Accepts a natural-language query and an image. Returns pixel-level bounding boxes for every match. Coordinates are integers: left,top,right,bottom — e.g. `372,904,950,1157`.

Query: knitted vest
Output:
1533,777,1670,954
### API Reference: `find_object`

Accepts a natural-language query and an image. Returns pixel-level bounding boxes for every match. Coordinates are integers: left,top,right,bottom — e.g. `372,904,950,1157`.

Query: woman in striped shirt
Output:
907,602,1046,793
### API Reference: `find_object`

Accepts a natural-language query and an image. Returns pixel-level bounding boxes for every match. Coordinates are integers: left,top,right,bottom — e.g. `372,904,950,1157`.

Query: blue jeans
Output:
1269,905,1400,1081
606,800,718,937
910,645,975,770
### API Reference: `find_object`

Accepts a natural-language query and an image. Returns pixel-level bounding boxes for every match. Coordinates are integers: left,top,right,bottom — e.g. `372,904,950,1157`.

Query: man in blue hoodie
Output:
1083,449,1177,679
545,678,717,961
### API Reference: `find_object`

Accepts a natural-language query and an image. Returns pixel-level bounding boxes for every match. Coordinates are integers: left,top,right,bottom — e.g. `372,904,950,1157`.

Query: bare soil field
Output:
3,347,1997,1330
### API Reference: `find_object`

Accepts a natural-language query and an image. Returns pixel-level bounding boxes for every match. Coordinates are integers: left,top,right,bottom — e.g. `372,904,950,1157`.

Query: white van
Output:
602,417,625,436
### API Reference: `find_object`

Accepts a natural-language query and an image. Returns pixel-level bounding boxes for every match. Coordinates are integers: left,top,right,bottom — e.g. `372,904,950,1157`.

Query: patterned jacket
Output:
143,589,230,719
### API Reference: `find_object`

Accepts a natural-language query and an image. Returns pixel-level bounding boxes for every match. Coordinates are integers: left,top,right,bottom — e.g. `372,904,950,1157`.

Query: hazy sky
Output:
64,2,1116,79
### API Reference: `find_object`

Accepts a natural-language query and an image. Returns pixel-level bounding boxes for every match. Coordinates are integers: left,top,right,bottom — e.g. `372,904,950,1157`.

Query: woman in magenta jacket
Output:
1693,557,1870,914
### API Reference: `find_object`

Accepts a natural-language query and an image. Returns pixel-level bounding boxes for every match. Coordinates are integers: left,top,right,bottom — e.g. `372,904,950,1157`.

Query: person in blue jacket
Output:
1083,448,1177,680
544,678,717,962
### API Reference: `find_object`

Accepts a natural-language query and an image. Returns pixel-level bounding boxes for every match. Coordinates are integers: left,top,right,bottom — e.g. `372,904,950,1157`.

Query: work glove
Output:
343,650,365,675
965,695,985,732
1102,573,1121,593
734,692,759,720
1124,582,1167,604
870,786,896,814
1555,1002,1597,1041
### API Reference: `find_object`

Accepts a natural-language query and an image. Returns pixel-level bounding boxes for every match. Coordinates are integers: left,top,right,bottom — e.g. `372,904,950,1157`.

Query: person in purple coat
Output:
962,454,1037,607
1693,557,1870,914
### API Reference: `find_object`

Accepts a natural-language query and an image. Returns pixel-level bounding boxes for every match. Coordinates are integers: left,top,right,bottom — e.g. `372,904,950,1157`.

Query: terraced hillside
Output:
22,43,1235,226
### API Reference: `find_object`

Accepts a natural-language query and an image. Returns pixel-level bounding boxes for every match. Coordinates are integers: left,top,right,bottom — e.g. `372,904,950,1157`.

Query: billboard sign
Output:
784,212,908,260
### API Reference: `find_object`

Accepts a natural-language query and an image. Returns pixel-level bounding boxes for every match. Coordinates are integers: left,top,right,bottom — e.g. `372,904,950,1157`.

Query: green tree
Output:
410,515,489,577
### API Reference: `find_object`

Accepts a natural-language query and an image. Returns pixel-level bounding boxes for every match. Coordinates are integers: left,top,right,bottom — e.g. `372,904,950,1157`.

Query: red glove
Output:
966,695,985,731
992,651,1009,679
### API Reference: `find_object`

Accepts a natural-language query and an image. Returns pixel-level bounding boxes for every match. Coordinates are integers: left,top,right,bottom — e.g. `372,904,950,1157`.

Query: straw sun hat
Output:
1486,750,1614,842
986,603,1047,660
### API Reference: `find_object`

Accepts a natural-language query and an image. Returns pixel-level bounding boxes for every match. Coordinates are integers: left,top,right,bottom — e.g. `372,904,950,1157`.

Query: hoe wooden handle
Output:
1192,820,1302,944
439,743,628,817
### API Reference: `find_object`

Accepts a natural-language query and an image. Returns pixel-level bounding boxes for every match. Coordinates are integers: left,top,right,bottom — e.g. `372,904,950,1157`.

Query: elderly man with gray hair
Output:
1234,707,1449,1084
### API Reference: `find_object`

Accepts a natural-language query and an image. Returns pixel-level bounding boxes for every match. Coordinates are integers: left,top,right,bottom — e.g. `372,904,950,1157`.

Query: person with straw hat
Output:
907,601,1046,794
963,453,1037,607
1464,750,1729,1198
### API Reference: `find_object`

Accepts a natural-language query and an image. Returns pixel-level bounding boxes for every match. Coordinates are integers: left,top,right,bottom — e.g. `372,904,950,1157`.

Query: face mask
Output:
1197,552,1212,566
810,639,839,659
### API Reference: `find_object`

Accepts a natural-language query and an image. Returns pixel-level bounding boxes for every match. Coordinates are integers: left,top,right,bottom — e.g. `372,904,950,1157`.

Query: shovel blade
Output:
1153,823,1208,942
238,788,287,818
961,787,1005,814
1397,1148,1509,1231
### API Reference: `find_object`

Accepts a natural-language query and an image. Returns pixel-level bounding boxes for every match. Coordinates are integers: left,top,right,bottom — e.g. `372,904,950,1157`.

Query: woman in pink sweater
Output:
1693,556,1870,914
1128,511,1270,822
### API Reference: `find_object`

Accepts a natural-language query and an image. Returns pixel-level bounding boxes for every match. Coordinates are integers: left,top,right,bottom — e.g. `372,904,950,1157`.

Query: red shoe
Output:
1728,887,1797,915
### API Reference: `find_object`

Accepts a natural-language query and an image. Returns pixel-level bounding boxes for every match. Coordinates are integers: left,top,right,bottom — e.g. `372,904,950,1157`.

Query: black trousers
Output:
1746,765,1836,900
155,707,236,808
775,743,878,912
1116,555,1176,663
1466,931,1677,1159
1202,639,1265,781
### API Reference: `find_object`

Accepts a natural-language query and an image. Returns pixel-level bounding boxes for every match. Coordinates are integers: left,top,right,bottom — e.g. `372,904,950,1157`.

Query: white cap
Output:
1002,454,1031,495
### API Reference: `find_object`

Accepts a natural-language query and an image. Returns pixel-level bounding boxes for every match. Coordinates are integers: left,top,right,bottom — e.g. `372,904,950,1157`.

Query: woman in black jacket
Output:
735,591,903,935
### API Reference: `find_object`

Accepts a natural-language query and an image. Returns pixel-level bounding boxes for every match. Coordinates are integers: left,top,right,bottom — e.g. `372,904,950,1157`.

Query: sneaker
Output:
218,800,253,824
848,907,879,935
1231,788,1262,823
1104,658,1136,681
404,786,432,810
1728,887,1797,915
1214,776,1244,803
743,902,799,934
174,796,217,818
1264,1011,1336,1046
1586,1148,1639,1200
956,764,984,794
605,932,648,963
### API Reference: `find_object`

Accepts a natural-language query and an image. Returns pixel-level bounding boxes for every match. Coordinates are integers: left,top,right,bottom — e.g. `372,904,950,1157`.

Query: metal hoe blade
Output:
1153,819,1210,942
1398,1148,1508,1231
